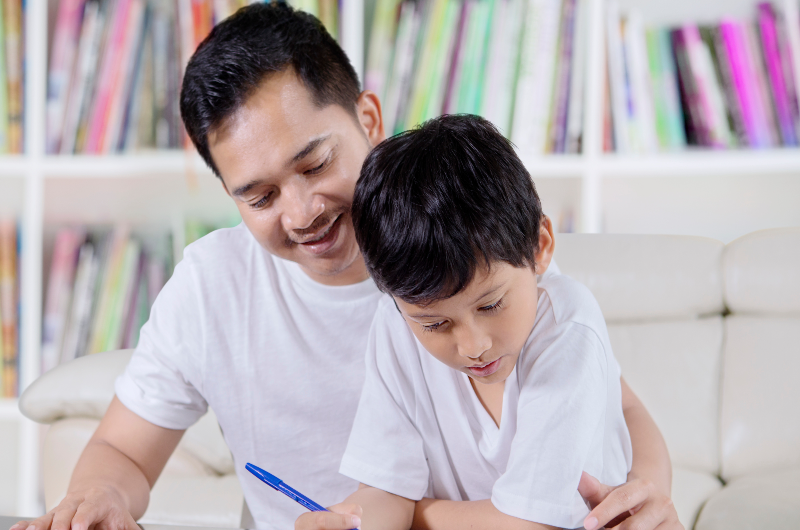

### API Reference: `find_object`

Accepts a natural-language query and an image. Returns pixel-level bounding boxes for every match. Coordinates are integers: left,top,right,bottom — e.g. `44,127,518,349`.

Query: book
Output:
0,218,18,397
0,2,8,153
3,0,23,153
46,0,87,154
41,227,86,373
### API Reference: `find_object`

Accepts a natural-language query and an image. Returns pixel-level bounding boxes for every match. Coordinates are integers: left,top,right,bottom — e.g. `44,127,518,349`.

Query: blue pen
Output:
246,463,358,530
246,463,330,512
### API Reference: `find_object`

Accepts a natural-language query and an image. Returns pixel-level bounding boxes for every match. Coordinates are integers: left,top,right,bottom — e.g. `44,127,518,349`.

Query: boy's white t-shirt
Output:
339,274,633,529
114,223,383,530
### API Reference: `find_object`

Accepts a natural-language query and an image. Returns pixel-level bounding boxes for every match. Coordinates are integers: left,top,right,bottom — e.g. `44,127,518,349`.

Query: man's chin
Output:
296,250,367,286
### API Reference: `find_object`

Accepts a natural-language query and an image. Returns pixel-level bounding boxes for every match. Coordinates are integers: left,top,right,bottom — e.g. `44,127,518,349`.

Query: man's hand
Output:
294,504,362,530
578,472,683,530
9,486,139,530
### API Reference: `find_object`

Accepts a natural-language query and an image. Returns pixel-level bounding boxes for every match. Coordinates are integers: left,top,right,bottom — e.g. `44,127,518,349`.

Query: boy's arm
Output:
411,499,558,530
294,484,414,530
577,377,681,530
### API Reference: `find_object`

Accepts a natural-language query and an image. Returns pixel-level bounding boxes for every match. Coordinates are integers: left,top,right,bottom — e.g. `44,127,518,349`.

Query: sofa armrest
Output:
19,350,134,423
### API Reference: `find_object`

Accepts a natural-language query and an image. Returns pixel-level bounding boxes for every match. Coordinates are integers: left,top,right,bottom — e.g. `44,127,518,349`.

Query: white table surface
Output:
0,516,241,530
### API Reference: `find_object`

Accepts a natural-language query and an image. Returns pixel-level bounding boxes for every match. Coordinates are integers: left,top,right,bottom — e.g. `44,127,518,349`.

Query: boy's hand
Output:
578,472,684,530
295,503,362,530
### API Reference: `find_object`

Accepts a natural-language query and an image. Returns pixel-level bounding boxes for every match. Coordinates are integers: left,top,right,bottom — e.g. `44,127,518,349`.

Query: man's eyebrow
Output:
232,180,263,198
290,134,331,165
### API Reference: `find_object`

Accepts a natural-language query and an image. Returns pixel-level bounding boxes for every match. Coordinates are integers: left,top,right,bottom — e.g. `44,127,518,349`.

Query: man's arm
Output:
11,397,185,530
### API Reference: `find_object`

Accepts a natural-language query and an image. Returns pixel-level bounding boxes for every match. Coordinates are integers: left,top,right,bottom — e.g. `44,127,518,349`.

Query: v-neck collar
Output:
457,365,519,448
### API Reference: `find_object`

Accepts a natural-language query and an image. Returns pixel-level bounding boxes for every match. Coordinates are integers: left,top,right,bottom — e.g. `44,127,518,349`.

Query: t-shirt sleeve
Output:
491,323,610,528
115,255,208,430
339,300,430,500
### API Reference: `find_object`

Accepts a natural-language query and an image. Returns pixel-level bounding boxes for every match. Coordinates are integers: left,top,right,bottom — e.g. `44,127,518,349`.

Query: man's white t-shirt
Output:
115,223,383,530
339,274,633,529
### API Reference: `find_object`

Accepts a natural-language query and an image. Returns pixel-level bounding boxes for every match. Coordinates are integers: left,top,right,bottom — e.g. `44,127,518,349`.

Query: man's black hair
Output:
352,114,543,305
180,2,361,177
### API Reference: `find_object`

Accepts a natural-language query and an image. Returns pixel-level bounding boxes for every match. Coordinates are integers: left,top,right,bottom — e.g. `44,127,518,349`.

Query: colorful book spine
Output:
3,0,23,153
758,2,798,145
0,219,18,397
0,1,8,153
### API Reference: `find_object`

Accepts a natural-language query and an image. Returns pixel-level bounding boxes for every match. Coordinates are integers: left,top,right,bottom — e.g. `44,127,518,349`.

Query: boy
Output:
309,114,632,530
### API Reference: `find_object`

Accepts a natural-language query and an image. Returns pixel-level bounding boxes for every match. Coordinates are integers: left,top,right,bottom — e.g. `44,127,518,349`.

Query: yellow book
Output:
0,219,18,397
3,0,23,153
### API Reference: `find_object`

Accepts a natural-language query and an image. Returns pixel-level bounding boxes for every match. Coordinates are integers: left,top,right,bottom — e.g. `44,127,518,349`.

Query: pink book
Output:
682,25,718,147
84,0,134,153
720,19,765,147
758,3,797,145
46,0,87,154
41,227,86,372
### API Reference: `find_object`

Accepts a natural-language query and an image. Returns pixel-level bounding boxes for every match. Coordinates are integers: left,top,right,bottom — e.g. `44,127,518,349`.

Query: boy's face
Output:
395,262,540,385
394,219,554,385
208,68,385,286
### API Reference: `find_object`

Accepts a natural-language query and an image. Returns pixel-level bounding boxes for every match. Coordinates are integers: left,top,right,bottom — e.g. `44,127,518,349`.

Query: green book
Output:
422,0,460,122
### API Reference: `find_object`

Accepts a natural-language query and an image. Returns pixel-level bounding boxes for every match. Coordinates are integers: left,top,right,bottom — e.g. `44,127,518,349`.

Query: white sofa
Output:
20,228,800,529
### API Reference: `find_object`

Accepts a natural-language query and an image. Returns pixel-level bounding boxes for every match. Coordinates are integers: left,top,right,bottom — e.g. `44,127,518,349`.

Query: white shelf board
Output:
521,155,586,178
600,149,800,177
0,156,29,177
41,151,215,178
0,399,21,421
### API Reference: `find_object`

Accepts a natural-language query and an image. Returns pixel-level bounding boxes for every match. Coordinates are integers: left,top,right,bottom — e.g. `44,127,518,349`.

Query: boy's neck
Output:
470,378,505,428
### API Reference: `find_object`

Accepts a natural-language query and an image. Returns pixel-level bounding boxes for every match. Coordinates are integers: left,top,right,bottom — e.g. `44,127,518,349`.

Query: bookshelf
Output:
3,0,800,519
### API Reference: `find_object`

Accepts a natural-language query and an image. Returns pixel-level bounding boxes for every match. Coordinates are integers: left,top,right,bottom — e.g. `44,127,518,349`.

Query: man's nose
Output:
455,324,492,360
281,183,324,232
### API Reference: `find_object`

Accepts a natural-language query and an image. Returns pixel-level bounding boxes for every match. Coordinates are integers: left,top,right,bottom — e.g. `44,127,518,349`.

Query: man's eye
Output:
305,153,332,175
251,193,272,209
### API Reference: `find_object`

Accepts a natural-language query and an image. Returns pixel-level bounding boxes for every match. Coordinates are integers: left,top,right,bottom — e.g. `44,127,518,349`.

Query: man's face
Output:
208,69,384,285
394,262,541,386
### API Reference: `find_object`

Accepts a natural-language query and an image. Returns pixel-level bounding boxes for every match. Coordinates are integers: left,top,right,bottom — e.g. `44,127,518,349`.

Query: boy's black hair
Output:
180,3,361,177
352,114,543,305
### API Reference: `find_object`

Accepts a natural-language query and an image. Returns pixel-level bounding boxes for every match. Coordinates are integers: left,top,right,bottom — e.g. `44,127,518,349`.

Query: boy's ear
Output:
356,90,386,147
534,216,555,275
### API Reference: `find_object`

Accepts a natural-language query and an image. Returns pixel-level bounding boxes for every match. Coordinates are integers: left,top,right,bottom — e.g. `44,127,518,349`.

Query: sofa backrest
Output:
555,234,725,476
720,228,800,481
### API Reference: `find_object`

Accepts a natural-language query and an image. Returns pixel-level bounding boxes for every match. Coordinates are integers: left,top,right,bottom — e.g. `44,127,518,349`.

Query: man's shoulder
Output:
181,223,274,275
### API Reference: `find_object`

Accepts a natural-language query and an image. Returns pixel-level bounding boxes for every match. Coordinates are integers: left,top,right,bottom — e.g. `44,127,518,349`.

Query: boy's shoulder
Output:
538,273,606,332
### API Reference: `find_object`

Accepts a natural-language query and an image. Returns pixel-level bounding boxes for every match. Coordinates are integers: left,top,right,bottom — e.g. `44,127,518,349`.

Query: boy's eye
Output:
478,298,504,313
422,321,445,333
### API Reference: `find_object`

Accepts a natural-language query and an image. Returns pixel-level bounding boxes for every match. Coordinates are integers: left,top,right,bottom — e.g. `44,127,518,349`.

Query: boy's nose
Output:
456,326,492,360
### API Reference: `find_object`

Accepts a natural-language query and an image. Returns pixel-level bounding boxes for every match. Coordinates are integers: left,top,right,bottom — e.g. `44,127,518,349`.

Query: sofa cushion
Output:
723,227,800,315
694,467,800,530
608,317,723,474
671,467,723,530
556,234,724,321
721,316,800,480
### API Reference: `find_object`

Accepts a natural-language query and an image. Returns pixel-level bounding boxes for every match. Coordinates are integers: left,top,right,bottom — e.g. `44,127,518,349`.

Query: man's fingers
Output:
51,506,79,530
578,471,613,509
70,499,106,530
295,511,362,530
584,482,649,530
22,512,56,530
9,520,31,530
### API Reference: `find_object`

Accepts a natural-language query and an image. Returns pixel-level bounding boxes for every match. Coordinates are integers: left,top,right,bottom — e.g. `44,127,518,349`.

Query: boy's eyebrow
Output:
406,285,504,319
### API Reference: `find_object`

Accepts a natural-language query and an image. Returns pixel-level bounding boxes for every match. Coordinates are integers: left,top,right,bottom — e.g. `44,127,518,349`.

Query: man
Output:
12,5,679,530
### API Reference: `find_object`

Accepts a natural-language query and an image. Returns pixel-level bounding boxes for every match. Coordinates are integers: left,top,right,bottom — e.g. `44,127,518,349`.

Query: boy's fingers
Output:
295,511,362,530
577,471,612,509
326,503,363,518
617,495,681,530
584,482,648,530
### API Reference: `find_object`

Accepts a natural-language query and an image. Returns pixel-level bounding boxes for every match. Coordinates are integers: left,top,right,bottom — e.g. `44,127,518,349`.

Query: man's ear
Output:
534,216,555,275
356,90,386,147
